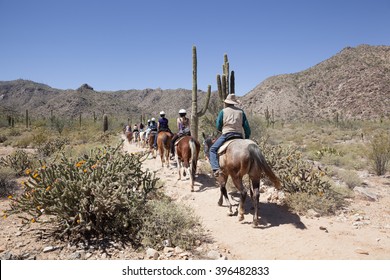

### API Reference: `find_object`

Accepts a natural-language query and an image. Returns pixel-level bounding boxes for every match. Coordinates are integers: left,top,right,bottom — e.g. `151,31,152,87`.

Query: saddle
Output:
217,139,237,155
217,134,243,155
175,135,188,146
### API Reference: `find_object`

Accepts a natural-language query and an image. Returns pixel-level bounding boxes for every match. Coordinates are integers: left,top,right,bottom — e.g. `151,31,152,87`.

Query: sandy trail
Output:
123,137,390,260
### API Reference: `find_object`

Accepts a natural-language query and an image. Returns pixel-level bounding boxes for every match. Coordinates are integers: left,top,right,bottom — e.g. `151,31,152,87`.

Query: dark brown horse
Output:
157,131,172,167
147,131,157,158
203,134,281,227
174,136,200,192
125,131,133,143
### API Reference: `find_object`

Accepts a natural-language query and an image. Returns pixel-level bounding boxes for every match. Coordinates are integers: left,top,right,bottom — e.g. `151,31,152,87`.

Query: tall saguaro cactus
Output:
190,45,211,140
25,109,29,128
217,53,235,104
103,114,108,132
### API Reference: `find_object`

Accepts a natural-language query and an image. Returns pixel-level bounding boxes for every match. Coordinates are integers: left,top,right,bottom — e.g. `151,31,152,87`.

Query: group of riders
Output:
124,93,251,177
124,108,191,160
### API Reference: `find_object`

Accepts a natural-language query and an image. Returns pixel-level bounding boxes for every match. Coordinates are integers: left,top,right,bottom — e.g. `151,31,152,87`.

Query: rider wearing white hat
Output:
170,109,191,158
153,111,173,149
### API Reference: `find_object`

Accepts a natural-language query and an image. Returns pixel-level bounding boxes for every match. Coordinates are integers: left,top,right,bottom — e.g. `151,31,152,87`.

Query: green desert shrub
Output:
336,169,363,189
0,134,7,143
139,198,204,250
368,131,390,175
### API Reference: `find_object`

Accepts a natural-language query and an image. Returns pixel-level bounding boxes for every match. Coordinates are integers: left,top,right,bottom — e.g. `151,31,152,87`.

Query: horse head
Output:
202,132,219,161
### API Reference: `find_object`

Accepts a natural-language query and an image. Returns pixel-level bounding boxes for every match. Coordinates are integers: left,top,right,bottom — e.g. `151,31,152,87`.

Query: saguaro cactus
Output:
190,45,211,141
217,53,235,104
103,114,108,132
25,109,29,128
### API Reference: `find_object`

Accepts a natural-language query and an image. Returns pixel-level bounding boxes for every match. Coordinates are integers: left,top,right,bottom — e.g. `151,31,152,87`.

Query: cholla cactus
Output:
0,150,32,176
258,139,333,195
6,143,159,241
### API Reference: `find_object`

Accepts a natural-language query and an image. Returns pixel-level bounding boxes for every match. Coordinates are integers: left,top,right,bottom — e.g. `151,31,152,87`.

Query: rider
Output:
153,111,172,149
125,124,131,133
209,93,251,177
133,123,139,133
145,118,158,143
170,109,191,159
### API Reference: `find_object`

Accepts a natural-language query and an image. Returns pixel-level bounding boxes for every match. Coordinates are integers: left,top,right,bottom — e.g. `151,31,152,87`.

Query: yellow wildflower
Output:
75,160,86,168
31,218,36,223
41,165,46,170
3,215,7,219
7,195,12,199
46,186,51,191
37,206,41,210
33,172,39,179
25,169,31,175
83,169,87,173
77,219,80,224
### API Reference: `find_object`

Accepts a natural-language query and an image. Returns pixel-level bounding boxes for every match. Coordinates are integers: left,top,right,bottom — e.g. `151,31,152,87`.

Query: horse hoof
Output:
217,200,223,207
227,212,234,216
238,215,244,222
252,221,259,228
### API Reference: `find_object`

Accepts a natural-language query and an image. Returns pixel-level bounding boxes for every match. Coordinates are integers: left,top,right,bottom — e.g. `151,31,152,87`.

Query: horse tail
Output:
248,143,281,189
189,137,198,176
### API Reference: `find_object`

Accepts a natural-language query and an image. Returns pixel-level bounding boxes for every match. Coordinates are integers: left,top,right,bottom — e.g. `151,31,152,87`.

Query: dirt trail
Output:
123,137,390,260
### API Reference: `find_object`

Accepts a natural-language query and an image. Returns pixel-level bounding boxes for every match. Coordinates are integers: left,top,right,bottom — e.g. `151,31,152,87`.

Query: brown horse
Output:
147,131,157,158
157,131,172,167
203,134,281,227
174,136,200,192
125,131,133,143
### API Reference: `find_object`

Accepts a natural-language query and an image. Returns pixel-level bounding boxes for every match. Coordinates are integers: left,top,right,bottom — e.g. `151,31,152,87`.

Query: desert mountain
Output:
241,44,390,121
1,44,389,123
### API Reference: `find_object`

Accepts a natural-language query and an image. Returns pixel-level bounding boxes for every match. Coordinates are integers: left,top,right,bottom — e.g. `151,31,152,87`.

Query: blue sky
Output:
1,0,389,96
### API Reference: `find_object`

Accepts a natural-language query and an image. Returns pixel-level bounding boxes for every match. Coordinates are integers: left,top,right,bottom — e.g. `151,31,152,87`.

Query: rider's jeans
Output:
209,133,228,171
209,132,243,171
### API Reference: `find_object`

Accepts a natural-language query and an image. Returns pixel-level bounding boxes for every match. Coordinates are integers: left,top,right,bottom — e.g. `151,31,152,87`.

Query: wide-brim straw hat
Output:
224,93,240,105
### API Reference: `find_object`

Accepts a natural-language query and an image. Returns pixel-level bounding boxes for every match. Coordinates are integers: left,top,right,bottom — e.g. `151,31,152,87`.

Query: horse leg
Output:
231,175,247,222
165,147,170,168
217,175,233,216
159,146,164,167
251,179,260,227
177,158,182,181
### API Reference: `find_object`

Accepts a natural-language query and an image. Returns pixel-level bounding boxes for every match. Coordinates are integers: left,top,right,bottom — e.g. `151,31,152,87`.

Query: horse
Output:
139,130,147,147
203,133,282,227
174,136,200,192
132,130,140,145
147,131,157,158
157,131,172,167
125,131,133,143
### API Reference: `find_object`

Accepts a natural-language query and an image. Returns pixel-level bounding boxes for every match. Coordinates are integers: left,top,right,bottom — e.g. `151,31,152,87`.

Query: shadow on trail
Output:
257,202,306,230
194,174,218,192
227,192,306,230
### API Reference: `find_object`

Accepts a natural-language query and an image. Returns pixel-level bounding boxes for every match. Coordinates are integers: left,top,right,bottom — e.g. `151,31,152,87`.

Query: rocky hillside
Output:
241,44,390,121
1,44,389,123
0,80,213,122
